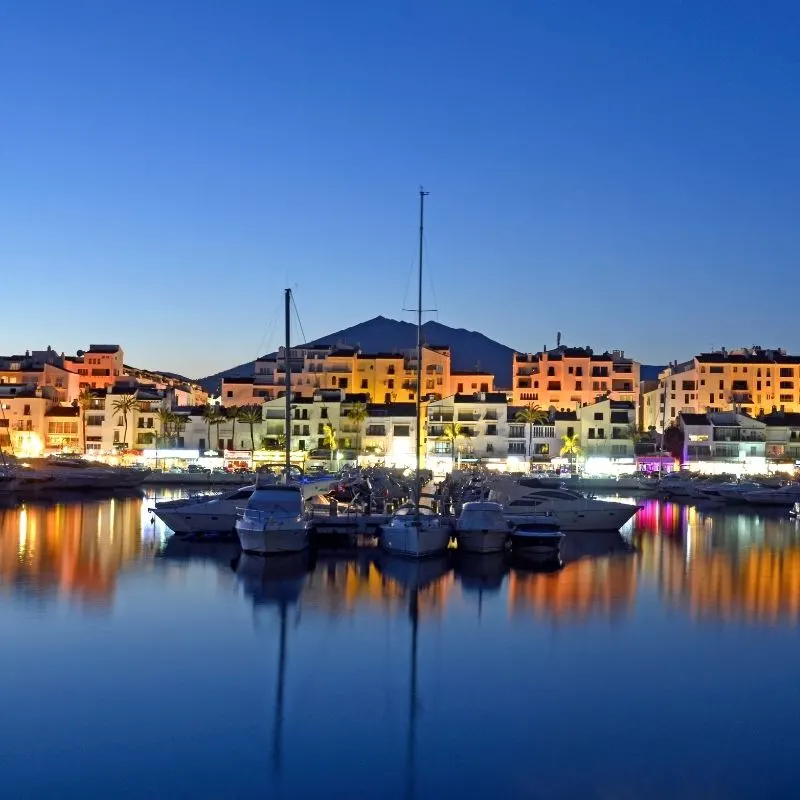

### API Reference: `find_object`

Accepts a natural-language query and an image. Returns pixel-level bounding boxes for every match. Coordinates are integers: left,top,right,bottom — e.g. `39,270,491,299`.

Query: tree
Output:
156,409,174,447
560,433,583,473
323,422,338,471
441,422,470,468
345,402,368,454
663,422,684,462
201,405,217,451
213,409,225,450
77,388,93,454
226,405,239,449
515,403,548,466
111,394,138,449
238,405,263,452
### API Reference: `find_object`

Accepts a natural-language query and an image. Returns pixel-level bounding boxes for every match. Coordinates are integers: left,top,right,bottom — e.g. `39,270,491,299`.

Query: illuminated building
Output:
648,347,800,432
678,411,767,474
512,344,640,411
220,344,495,408
0,347,80,403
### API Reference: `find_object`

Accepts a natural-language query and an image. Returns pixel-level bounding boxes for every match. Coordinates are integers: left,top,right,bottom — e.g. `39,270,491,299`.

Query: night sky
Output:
2,0,798,377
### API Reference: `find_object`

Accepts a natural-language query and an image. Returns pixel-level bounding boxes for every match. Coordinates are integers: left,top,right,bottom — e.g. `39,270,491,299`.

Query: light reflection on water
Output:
1,491,799,797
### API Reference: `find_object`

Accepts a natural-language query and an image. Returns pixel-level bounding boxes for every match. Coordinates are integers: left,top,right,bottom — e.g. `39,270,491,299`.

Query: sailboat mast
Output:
285,288,292,482
415,189,428,517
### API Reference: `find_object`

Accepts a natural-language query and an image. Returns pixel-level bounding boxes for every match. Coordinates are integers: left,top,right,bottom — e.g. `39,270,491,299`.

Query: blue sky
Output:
1,0,798,378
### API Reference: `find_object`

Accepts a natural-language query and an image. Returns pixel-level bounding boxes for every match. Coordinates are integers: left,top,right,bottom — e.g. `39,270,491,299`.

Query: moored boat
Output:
455,501,509,553
235,483,311,554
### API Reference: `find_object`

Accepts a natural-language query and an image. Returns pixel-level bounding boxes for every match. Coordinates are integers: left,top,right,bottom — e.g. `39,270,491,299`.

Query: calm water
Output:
1,491,800,799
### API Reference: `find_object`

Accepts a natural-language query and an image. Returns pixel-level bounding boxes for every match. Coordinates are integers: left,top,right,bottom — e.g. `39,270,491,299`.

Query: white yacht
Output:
236,483,311,554
743,485,800,507
381,503,451,558
153,485,258,534
455,501,509,553
487,477,638,532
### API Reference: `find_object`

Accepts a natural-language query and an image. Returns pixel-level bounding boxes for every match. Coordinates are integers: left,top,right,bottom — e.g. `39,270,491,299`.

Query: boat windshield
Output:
247,489,303,514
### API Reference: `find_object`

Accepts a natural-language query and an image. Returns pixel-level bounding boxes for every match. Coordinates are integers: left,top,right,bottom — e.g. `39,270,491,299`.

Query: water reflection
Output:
0,496,155,606
635,498,800,622
0,494,799,624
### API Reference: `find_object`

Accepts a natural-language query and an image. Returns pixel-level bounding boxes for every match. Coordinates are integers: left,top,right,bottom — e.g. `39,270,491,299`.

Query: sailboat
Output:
236,288,312,554
379,190,451,558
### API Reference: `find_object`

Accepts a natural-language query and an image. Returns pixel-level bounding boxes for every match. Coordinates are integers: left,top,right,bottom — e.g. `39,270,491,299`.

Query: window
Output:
594,412,603,420
719,381,724,390
393,425,410,437
568,367,574,374
387,379,394,389
23,404,30,415
566,427,574,437
457,383,464,393
575,382,582,390
575,367,583,376
361,379,368,389
547,367,555,376
321,408,328,419
598,429,605,439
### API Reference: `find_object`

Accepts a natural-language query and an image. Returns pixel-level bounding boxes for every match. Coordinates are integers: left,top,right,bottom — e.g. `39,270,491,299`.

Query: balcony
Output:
428,413,454,423
457,413,480,422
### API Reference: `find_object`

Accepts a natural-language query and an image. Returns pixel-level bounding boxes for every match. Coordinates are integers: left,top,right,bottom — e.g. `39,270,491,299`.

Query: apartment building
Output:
649,347,800,431
506,408,578,468
0,348,80,403
679,411,766,469
220,344,495,408
426,392,509,476
0,384,57,457
512,346,639,410
65,344,124,391
576,399,636,462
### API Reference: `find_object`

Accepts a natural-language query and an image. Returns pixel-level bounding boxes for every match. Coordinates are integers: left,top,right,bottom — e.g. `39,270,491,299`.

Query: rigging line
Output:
421,232,440,323
290,293,308,346
253,295,283,361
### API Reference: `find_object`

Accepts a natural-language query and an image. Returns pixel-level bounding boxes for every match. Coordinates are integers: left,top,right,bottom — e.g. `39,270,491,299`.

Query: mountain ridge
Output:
194,315,664,397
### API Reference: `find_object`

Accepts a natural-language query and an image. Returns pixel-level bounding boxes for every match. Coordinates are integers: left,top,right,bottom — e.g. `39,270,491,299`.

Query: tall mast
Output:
285,288,292,482
415,188,428,518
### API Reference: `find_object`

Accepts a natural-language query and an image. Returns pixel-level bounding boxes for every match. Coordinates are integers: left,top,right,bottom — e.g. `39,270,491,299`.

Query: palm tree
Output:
156,409,173,447
111,394,138,449
77,388,93,454
213,409,226,451
238,405,263,453
227,405,240,450
515,402,548,466
201,405,217,452
323,422,338,471
560,433,583,474
345,402,368,454
441,422,469,468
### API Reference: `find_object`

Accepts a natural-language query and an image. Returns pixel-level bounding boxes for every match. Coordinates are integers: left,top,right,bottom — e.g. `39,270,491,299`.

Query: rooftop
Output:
88,344,122,354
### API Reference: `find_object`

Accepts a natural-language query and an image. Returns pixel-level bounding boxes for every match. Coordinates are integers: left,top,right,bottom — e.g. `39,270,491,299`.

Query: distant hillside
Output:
197,316,518,395
196,316,667,396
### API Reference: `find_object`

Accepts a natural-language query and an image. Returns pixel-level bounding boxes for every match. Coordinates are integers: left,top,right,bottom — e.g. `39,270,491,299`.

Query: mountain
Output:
196,314,666,396
197,316,518,394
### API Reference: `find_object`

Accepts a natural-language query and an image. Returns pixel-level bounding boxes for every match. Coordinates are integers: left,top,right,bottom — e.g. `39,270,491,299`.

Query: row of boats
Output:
658,473,800,507
153,472,641,563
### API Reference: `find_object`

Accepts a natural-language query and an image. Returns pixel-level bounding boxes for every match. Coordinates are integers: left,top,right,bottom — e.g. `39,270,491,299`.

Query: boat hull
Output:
510,530,564,559
236,522,310,554
455,529,508,554
380,521,451,558
154,509,237,534
506,505,636,532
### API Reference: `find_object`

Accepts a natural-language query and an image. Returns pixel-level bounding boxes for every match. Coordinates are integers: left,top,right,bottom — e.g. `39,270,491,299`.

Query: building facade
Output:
512,346,639,411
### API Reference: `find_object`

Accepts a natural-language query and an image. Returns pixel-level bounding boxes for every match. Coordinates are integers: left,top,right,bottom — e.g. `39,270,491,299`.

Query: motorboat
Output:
743,485,800,507
705,482,764,503
508,512,564,560
152,474,335,535
236,483,311,554
455,501,509,553
487,477,639,532
152,485,257,535
380,504,451,558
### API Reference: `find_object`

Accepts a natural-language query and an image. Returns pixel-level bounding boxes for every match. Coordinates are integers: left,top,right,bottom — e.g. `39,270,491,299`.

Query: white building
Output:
679,411,766,473
426,392,509,476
